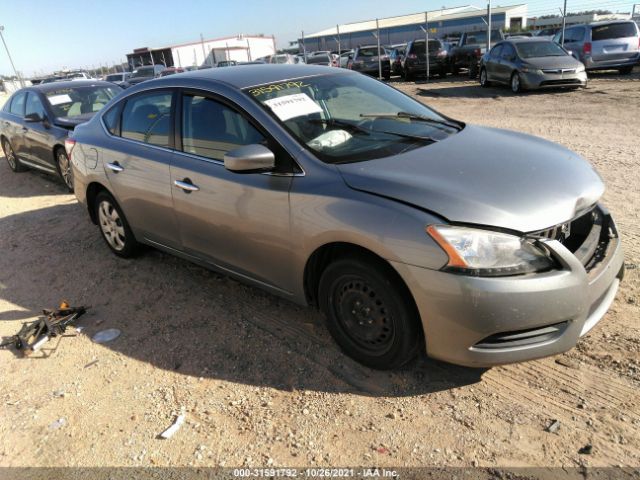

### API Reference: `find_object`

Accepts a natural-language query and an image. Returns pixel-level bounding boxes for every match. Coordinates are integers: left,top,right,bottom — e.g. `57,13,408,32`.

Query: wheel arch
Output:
303,242,419,316
86,181,112,224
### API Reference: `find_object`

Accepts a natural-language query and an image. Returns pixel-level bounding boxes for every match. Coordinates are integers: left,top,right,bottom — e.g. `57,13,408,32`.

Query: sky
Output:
0,0,635,77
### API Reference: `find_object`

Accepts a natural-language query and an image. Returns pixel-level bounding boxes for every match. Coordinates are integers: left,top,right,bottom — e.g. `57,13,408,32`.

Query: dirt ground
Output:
0,71,639,471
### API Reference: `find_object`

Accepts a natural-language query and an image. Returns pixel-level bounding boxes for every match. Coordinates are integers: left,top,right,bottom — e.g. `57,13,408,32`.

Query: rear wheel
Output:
2,138,26,172
94,191,139,257
618,65,634,75
55,147,73,192
318,258,423,369
511,72,522,93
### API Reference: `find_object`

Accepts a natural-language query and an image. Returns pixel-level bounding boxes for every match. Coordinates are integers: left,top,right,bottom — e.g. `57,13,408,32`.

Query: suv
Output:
347,45,391,79
402,39,452,80
553,21,640,73
126,65,167,86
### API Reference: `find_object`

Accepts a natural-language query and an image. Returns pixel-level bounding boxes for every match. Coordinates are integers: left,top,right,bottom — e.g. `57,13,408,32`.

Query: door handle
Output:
174,178,199,192
106,162,124,173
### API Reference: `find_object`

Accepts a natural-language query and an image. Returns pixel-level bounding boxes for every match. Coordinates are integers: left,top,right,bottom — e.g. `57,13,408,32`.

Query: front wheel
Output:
2,138,26,172
318,258,423,369
94,191,139,257
511,72,523,93
479,68,490,87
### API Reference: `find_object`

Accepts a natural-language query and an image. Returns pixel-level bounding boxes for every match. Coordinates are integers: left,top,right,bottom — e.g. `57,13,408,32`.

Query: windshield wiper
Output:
372,129,439,143
360,111,462,131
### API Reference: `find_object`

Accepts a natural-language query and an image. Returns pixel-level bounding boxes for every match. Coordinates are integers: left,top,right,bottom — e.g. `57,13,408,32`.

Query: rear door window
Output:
564,28,584,43
591,23,638,41
490,44,503,57
121,91,173,147
9,91,26,117
500,43,516,60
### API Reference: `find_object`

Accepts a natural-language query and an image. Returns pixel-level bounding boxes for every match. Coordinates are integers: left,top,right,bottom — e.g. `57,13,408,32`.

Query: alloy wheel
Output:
480,69,487,86
511,74,520,93
58,151,73,189
3,140,16,169
98,200,126,251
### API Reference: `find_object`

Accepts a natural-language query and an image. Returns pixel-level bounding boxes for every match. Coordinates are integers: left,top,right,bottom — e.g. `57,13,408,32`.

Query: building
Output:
528,12,632,29
299,4,528,52
126,34,276,70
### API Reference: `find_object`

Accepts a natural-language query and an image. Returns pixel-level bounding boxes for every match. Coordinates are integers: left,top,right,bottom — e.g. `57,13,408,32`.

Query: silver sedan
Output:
69,65,623,369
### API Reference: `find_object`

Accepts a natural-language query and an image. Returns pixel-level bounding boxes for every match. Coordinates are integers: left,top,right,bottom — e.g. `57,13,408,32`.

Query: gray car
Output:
480,39,587,92
553,21,640,74
69,65,624,370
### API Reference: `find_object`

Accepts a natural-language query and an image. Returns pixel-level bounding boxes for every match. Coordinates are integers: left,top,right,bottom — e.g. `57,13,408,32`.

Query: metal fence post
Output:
302,30,307,63
337,24,341,56
561,0,567,46
376,18,382,80
487,1,492,51
425,12,430,81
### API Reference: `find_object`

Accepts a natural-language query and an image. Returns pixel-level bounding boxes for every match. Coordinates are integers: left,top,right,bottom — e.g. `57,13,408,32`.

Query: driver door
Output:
170,90,296,294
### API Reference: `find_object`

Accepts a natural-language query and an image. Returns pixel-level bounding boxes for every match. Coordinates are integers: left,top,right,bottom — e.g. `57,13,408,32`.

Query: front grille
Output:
540,79,582,86
474,321,569,350
541,68,576,74
531,206,613,272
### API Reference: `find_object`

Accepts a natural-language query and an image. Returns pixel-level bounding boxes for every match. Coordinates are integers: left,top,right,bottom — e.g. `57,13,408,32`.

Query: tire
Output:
511,72,522,93
383,72,391,81
318,257,423,370
94,191,139,258
468,63,479,79
618,65,633,75
55,147,74,192
479,68,491,87
2,138,26,172
403,70,414,82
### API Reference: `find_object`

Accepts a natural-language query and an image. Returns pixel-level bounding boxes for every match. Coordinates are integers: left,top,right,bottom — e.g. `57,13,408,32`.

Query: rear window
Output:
131,67,155,78
105,74,122,81
592,23,638,41
409,40,443,54
45,86,120,118
306,55,330,64
358,47,383,57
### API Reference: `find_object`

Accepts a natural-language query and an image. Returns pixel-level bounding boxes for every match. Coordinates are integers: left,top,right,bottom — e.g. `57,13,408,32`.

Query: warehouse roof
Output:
304,4,526,39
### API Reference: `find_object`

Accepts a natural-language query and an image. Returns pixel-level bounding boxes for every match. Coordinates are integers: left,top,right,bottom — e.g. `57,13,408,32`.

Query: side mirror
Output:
24,112,42,123
224,144,275,173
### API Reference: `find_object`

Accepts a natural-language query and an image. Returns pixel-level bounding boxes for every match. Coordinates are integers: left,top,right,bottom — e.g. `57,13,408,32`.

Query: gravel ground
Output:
0,71,639,469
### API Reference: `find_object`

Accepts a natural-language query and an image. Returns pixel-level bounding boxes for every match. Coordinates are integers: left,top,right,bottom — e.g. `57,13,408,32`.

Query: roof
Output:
29,80,116,92
128,34,273,53
148,64,350,89
304,4,526,39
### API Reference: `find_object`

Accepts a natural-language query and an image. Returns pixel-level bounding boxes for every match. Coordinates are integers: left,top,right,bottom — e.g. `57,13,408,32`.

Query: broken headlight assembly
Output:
426,225,555,276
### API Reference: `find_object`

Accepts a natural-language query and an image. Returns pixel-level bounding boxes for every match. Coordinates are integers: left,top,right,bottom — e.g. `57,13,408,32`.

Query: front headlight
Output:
576,65,586,73
426,225,554,276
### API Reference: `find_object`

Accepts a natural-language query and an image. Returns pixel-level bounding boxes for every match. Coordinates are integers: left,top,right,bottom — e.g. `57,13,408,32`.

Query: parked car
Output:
339,50,354,68
216,60,237,67
305,52,334,67
402,39,453,80
505,32,533,38
480,39,587,93
69,65,623,369
553,21,640,74
347,45,391,79
387,44,406,76
0,81,121,190
159,67,185,76
534,27,560,40
294,54,307,64
66,70,96,81
104,72,132,87
270,54,296,64
126,65,166,86
450,30,504,77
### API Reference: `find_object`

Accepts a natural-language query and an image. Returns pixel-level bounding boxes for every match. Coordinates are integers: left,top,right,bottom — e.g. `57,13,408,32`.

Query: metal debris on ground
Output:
159,413,186,439
92,328,121,344
0,302,89,356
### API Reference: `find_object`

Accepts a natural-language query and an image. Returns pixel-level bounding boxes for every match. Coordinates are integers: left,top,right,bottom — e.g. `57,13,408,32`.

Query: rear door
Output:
591,22,639,62
485,43,503,81
497,42,517,82
561,27,585,61
102,89,181,249
170,89,294,293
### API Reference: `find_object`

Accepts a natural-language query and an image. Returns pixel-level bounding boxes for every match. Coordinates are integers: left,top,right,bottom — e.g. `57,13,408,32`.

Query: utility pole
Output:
420,12,430,82
561,0,567,46
200,33,207,66
487,1,492,52
376,18,382,80
0,26,24,87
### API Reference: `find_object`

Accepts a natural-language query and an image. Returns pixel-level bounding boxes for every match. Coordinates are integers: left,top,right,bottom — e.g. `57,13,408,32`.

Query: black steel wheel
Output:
318,257,423,369
2,138,25,172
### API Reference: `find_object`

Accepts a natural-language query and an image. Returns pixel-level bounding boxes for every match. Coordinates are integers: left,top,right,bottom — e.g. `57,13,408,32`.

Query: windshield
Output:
465,30,501,45
45,86,120,118
105,74,122,81
306,55,330,64
409,40,443,55
245,73,460,164
131,67,154,78
515,41,568,58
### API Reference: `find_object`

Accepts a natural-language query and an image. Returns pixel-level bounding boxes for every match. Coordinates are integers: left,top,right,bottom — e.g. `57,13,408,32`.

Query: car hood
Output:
524,55,583,69
337,124,604,233
54,112,96,129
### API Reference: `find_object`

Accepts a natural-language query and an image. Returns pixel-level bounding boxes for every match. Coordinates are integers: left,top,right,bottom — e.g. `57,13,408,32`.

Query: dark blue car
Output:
0,80,121,191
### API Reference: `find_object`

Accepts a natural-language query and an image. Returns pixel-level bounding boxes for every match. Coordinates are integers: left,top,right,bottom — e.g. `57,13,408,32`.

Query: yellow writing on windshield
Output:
248,81,310,97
